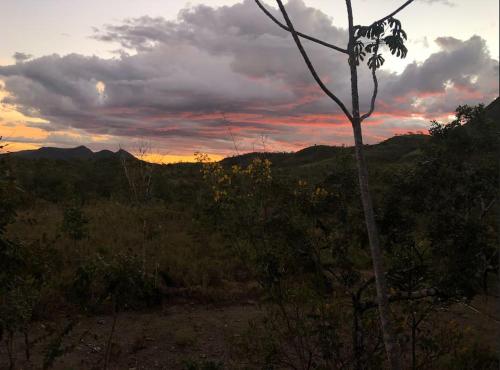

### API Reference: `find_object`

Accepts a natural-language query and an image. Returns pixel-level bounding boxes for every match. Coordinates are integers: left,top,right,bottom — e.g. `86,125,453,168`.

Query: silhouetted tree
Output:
121,142,154,276
61,205,89,246
255,1,414,367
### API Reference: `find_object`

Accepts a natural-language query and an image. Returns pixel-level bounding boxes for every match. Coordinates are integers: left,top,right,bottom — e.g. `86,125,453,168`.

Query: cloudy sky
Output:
0,0,498,162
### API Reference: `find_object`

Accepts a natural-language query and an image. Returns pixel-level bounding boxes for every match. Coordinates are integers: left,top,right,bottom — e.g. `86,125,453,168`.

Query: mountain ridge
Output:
4,145,135,161
4,96,498,164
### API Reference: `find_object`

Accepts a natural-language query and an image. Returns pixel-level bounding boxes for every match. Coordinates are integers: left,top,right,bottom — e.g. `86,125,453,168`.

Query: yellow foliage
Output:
197,154,273,203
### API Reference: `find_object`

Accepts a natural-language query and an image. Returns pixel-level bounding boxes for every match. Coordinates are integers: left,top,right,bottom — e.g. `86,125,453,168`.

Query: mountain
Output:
6,145,135,161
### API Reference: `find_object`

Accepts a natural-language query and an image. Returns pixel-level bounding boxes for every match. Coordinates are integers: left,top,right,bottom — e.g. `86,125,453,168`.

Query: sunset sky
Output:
0,0,498,162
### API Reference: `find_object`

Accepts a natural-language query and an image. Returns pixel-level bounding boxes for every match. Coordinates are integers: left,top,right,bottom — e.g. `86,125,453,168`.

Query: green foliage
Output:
198,104,498,368
42,320,76,370
233,295,362,369
353,16,408,68
0,278,39,333
0,150,62,368
7,156,132,202
198,157,325,288
69,252,159,311
183,359,224,370
380,104,498,299
0,159,19,231
61,205,89,242
0,234,58,362
199,157,380,367
441,342,499,370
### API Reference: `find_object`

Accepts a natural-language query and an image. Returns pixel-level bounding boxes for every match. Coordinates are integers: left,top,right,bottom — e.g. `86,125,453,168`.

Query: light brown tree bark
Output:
345,2,402,368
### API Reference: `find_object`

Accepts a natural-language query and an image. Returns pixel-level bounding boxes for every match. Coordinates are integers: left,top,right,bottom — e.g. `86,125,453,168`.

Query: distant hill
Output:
4,97,497,167
485,97,500,122
222,97,500,169
5,145,135,161
222,134,429,168
2,96,496,203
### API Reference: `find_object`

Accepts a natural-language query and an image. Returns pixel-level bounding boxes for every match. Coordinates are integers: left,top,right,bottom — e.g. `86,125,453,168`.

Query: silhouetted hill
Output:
3,98,496,203
7,96,498,166
222,97,500,170
6,145,135,161
222,134,428,169
364,134,429,162
485,97,500,122
93,149,115,159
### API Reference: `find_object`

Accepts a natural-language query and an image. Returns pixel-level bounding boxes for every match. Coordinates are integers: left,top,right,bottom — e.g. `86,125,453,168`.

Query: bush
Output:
68,252,160,312
183,359,224,370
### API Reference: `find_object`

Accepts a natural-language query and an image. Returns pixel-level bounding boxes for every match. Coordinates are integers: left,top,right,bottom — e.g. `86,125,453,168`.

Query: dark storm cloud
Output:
0,0,497,152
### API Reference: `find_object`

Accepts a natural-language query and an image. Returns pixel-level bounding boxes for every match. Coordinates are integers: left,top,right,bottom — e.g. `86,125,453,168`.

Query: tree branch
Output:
360,68,378,122
255,0,348,54
371,0,415,26
356,276,376,300
361,288,439,312
460,302,500,323
274,0,353,122
359,1,414,124
480,197,496,219
360,41,380,122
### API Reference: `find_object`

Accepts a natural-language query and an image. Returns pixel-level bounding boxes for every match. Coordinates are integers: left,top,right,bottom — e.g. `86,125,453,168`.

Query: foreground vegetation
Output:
0,104,498,369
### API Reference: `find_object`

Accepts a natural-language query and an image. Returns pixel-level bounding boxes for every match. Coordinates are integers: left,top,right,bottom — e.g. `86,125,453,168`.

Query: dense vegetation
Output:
0,103,498,369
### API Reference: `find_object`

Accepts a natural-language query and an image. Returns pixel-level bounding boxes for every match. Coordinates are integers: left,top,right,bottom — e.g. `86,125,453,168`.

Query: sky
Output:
0,0,498,162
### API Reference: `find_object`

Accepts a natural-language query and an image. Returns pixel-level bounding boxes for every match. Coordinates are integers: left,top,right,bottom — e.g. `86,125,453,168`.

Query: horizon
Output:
4,130,433,164
0,0,498,163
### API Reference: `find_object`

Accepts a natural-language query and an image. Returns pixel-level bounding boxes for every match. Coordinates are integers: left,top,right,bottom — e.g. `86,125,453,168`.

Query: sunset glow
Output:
0,0,498,162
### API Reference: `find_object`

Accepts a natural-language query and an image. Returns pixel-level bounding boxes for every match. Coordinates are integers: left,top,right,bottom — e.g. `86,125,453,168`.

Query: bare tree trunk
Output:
411,313,416,370
351,120,402,369
7,330,15,370
345,1,402,368
104,299,118,370
24,329,30,361
352,298,364,370
142,215,147,277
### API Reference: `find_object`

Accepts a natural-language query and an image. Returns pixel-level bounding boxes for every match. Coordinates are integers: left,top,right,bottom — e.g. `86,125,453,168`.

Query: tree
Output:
61,205,89,246
198,127,497,368
0,140,55,369
70,252,158,369
254,1,414,367
121,142,154,276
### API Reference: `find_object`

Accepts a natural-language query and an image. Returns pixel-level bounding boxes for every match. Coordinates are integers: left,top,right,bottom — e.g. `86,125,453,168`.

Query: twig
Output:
360,40,380,122
370,0,415,26
460,302,500,324
222,113,240,156
361,288,439,311
274,0,353,122
255,0,348,54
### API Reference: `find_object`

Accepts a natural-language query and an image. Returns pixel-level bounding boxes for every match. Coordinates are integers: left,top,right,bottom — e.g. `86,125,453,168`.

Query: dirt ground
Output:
447,295,499,347
1,302,263,370
1,295,498,370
